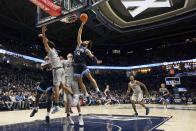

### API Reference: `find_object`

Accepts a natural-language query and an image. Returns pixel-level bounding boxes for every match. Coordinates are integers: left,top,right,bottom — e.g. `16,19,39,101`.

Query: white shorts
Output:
131,92,143,102
52,68,65,86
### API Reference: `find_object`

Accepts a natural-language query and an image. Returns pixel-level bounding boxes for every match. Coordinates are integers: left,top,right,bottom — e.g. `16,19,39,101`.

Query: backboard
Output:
36,0,89,27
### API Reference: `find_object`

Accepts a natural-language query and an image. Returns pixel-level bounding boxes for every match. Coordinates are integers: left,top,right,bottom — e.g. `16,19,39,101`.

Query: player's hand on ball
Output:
97,60,102,64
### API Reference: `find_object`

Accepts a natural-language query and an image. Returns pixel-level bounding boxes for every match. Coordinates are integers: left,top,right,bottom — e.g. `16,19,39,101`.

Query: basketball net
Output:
60,14,78,23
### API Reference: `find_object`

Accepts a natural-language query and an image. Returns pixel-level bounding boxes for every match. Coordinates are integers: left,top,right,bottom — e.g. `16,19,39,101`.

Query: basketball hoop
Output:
60,14,78,23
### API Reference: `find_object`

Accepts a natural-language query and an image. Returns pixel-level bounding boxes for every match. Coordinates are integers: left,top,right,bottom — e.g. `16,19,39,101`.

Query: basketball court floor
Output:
0,104,195,131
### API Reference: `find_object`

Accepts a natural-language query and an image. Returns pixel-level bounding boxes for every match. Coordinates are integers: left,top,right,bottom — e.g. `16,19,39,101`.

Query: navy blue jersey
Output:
106,90,110,96
74,45,88,64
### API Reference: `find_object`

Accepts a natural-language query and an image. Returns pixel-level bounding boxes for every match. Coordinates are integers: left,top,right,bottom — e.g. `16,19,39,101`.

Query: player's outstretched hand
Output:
97,60,102,64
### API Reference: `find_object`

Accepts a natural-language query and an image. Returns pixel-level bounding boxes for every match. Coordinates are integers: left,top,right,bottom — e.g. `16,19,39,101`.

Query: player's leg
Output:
60,69,73,95
63,77,74,124
162,98,168,108
104,98,112,105
45,90,53,123
63,89,67,113
77,102,84,126
52,69,60,113
131,100,138,116
131,94,138,116
77,76,87,95
77,76,92,105
138,101,150,115
85,72,102,98
30,90,42,117
137,93,149,115
66,93,74,125
72,77,84,126
52,69,72,114
63,91,73,113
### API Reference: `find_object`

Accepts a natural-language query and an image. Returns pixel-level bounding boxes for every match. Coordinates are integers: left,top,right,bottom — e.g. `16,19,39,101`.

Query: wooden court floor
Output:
0,104,195,131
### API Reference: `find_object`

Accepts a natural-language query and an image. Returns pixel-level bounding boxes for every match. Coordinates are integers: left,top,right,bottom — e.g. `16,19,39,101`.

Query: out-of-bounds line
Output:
148,115,173,131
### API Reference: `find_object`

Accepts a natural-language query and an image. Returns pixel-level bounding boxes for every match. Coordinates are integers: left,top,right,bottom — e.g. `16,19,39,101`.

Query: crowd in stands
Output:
0,61,196,111
1,36,196,67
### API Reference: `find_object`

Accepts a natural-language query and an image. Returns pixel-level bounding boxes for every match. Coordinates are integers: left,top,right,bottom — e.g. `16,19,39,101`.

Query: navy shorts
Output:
73,64,90,77
37,85,53,95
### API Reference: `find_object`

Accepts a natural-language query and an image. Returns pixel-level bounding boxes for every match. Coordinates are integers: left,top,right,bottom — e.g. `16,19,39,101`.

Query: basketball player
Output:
39,25,73,114
30,56,53,123
124,76,150,116
159,83,170,108
61,54,84,126
104,85,112,105
73,21,102,105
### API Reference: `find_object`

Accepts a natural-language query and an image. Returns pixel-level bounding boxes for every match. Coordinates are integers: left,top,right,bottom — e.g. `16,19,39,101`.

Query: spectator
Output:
187,97,193,105
28,93,35,108
9,92,18,110
16,92,25,109
181,94,187,104
2,92,12,110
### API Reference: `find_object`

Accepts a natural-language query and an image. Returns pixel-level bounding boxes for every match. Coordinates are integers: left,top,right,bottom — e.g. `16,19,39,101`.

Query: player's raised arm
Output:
39,25,51,52
77,22,85,46
136,81,150,97
86,49,102,64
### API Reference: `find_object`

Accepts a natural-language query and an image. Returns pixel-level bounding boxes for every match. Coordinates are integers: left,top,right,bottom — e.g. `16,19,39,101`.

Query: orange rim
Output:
60,14,78,23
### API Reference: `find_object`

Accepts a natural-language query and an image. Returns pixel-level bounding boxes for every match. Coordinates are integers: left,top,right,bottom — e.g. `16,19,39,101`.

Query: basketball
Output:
80,13,88,22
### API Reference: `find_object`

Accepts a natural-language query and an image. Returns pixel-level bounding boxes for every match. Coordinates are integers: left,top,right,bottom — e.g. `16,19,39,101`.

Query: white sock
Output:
78,112,81,116
95,88,100,93
85,93,89,97
35,107,39,110
47,112,50,116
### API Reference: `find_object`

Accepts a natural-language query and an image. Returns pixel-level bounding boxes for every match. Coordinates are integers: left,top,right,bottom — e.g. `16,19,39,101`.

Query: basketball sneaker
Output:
30,108,38,117
133,112,138,117
67,116,74,125
146,107,150,115
78,115,84,126
45,116,50,123
51,106,60,114
86,96,92,105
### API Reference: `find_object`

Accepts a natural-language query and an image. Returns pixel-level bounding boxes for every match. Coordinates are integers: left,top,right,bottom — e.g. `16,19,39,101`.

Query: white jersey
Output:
61,60,74,77
129,80,142,94
47,48,62,69
159,88,168,95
